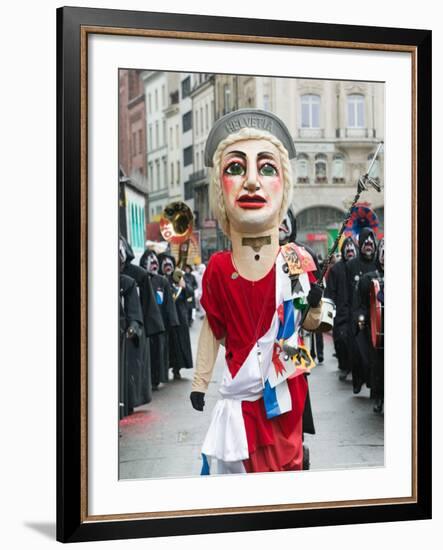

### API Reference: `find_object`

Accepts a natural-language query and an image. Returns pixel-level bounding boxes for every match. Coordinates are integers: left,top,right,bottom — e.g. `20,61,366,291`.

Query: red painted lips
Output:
236,194,267,209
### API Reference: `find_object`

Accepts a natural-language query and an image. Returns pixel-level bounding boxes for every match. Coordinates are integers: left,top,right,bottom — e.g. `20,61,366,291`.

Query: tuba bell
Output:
159,201,194,282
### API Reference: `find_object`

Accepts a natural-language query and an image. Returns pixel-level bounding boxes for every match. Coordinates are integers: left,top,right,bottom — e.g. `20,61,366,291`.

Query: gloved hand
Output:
126,321,141,340
307,283,323,308
190,391,205,411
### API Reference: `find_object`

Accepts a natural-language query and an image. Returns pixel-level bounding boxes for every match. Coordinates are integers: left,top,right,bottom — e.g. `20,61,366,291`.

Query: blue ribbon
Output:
200,453,210,475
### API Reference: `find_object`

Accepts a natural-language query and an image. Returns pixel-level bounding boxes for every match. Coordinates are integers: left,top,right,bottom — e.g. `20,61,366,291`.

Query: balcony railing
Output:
336,128,376,139
298,128,325,139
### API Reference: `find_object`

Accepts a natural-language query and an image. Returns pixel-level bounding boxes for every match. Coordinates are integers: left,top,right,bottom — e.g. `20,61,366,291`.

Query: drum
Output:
317,297,335,333
369,278,384,349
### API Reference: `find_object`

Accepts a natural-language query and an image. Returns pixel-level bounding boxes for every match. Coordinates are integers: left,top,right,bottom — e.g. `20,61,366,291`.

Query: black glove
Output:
126,321,141,340
190,391,205,411
307,283,323,308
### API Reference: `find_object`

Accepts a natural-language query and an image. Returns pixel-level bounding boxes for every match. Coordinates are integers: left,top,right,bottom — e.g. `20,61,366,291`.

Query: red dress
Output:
201,251,307,472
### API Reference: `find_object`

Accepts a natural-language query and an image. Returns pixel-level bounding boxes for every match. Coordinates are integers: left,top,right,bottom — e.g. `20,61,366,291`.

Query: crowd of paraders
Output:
118,216,384,423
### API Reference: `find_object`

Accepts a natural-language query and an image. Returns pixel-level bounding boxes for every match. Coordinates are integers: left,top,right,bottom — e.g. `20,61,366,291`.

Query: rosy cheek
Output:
270,175,283,190
221,173,235,194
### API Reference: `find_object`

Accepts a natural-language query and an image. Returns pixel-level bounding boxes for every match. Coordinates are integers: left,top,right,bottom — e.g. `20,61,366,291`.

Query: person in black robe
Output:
119,236,165,405
158,253,194,379
324,235,358,380
357,238,384,413
139,249,180,389
183,264,198,326
279,208,324,469
345,227,378,394
119,272,144,419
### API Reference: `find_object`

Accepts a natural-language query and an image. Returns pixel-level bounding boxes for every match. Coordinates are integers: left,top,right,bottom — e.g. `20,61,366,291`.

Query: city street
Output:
119,317,384,480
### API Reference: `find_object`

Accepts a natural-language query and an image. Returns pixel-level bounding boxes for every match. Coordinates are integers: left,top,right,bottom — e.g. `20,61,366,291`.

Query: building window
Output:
162,159,167,188
163,120,166,146
148,124,153,151
181,76,191,98
184,145,193,167
170,163,174,185
138,129,142,154
131,132,136,157
155,122,159,149
347,94,365,128
175,125,179,147
183,111,192,132
162,84,166,108
296,153,309,184
195,111,199,136
169,127,173,150
315,153,327,183
155,161,160,191
196,151,200,171
200,107,204,134
177,161,180,184
155,89,158,111
332,154,345,183
127,201,145,251
205,104,209,131
148,163,154,191
148,93,152,114
301,94,320,128
263,94,270,111
224,84,231,113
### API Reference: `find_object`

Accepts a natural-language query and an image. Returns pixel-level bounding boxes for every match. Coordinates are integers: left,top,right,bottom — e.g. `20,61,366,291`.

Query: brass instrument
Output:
159,202,194,283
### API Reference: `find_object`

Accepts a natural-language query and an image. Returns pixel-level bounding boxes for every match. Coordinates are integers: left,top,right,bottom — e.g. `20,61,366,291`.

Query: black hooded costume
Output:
357,239,384,412
119,273,144,419
324,235,357,375
158,253,193,376
139,249,180,387
345,227,378,393
120,237,165,406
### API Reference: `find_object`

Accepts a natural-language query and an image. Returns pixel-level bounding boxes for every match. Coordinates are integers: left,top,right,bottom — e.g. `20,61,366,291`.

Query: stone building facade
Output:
123,70,385,260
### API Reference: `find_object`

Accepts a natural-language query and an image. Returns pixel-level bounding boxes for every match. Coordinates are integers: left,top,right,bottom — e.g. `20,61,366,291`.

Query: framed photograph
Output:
57,6,432,543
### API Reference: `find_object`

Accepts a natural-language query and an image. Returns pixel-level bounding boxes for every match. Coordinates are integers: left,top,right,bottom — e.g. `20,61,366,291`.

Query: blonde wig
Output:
208,127,294,237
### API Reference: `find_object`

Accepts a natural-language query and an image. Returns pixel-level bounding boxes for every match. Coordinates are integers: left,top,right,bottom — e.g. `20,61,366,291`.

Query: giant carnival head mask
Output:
205,109,296,236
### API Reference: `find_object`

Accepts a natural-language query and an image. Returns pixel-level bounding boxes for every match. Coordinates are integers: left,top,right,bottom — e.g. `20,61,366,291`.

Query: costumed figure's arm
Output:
190,317,221,411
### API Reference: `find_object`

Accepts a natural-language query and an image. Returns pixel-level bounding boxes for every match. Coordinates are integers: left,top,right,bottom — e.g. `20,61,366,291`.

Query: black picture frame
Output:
57,6,432,543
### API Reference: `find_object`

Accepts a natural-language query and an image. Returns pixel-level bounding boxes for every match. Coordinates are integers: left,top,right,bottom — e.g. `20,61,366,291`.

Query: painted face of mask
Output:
220,139,284,234
343,240,357,261
161,258,174,276
361,235,375,259
145,252,159,274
